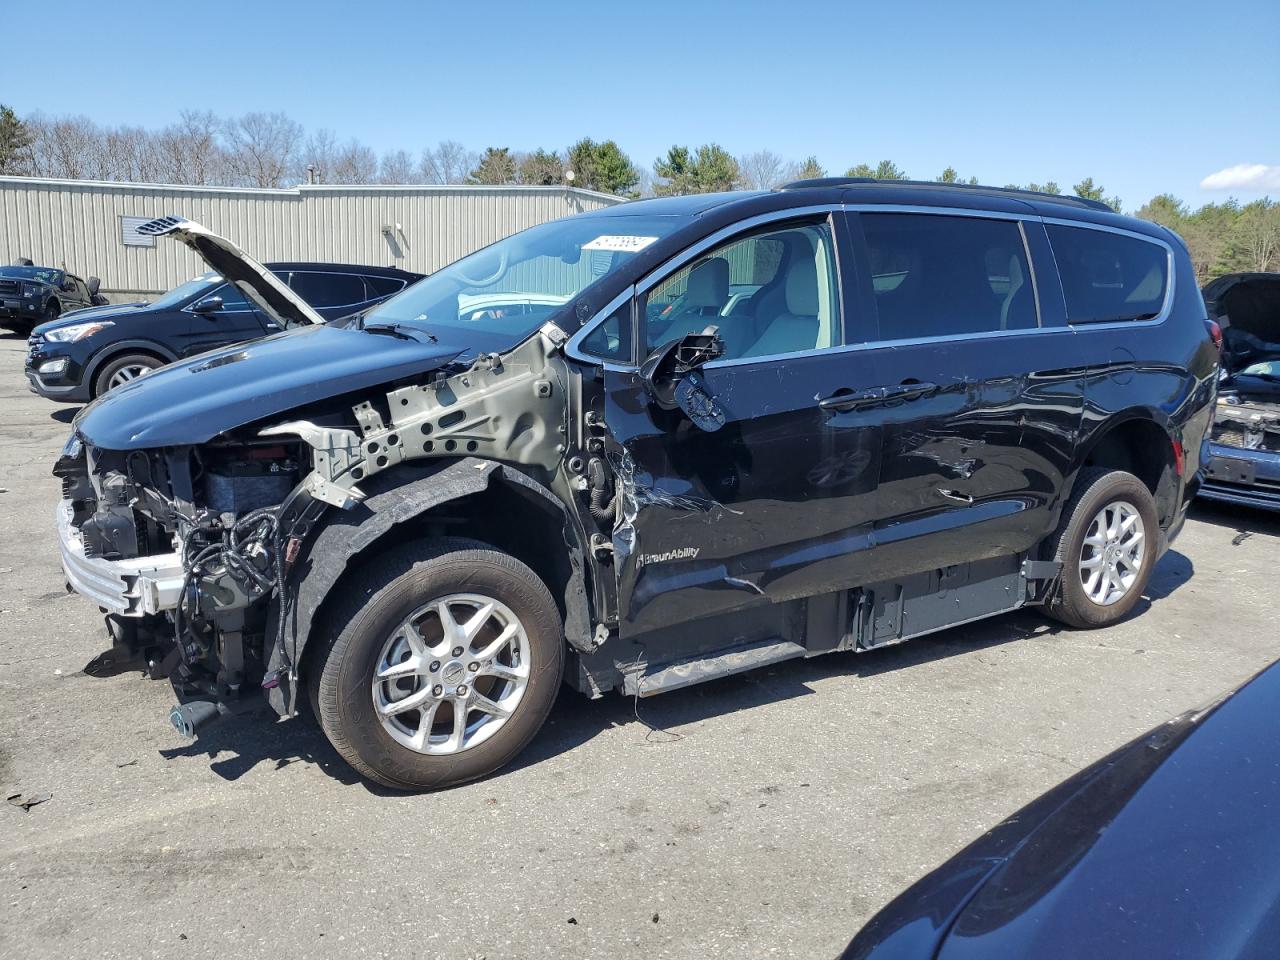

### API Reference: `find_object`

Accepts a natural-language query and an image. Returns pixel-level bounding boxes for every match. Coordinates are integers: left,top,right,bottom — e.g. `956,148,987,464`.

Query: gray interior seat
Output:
743,254,820,358
653,257,730,345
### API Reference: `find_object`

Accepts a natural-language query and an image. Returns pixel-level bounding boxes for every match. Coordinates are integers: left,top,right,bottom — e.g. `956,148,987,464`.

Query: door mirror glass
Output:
87,277,101,297
193,296,224,315
638,328,726,431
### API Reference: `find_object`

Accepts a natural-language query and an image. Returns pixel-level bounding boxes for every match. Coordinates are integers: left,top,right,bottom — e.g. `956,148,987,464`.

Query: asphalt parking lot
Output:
2,328,1278,960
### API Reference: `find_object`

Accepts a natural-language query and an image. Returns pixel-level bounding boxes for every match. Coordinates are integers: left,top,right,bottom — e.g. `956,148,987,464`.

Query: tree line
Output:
0,106,1275,282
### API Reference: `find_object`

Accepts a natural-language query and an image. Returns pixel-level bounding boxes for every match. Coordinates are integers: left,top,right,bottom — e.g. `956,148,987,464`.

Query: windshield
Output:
0,266,63,284
150,272,224,310
363,214,682,343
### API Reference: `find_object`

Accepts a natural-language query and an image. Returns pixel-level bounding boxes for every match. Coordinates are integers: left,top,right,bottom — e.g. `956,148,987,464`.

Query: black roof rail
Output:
778,176,877,190
778,177,1115,213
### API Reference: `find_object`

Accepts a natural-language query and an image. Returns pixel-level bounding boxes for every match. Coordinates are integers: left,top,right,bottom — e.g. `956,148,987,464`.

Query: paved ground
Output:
1,327,1278,960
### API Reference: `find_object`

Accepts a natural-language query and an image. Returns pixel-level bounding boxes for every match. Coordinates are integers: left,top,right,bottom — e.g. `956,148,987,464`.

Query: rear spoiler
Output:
136,216,325,327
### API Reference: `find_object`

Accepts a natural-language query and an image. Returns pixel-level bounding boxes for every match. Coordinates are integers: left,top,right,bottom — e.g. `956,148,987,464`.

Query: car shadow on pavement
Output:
49,406,79,424
1189,501,1280,540
156,704,372,789
140,545,1199,792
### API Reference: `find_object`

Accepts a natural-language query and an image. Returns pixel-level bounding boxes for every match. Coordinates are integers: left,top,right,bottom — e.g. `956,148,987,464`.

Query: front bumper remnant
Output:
56,500,184,616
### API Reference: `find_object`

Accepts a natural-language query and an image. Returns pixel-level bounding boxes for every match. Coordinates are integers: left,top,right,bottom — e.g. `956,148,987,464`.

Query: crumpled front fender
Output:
265,457,592,716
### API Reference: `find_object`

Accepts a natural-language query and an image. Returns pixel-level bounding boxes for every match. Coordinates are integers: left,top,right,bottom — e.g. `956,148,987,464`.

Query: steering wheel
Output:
455,248,509,287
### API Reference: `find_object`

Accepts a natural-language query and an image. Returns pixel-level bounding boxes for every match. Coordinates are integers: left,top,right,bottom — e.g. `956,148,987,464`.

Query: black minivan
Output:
25,262,423,401
54,182,1217,790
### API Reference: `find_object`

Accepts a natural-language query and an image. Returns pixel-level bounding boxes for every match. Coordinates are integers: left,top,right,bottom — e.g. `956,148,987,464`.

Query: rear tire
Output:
1043,468,1159,628
93,352,163,397
307,538,564,791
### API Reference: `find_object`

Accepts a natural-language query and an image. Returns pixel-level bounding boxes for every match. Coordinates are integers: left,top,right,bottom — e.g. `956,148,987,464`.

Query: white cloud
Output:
1200,163,1280,191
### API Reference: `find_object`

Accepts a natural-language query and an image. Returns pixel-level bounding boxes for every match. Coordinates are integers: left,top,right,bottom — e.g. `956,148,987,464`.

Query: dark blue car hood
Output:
846,660,1280,960
75,324,462,449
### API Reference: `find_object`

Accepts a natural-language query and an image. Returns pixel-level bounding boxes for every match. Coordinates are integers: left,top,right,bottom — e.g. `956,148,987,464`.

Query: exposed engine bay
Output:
56,319,606,735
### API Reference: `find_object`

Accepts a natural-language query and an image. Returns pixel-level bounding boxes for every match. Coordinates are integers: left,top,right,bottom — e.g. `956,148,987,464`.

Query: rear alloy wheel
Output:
309,539,563,791
1043,468,1159,628
93,353,162,396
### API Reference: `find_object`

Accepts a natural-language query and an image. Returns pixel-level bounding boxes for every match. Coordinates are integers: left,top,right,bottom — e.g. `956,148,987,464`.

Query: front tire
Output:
93,352,162,396
308,539,564,791
1043,468,1159,628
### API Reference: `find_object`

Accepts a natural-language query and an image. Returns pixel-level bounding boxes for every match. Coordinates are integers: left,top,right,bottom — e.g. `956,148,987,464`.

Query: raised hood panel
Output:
74,325,461,449
1203,272,1280,373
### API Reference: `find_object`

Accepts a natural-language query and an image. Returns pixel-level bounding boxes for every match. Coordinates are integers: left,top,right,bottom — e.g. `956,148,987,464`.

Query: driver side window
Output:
641,220,839,361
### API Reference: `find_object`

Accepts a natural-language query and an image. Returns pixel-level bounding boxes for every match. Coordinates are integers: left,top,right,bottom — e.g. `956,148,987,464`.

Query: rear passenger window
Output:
289,272,367,308
861,213,1037,339
1046,225,1168,324
363,275,407,299
642,221,839,361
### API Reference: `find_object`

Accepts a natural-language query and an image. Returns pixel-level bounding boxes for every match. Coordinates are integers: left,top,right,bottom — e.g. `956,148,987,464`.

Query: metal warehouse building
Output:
0,176,623,301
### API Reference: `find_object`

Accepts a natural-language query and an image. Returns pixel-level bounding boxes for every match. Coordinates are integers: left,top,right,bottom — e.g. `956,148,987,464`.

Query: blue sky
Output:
3,0,1277,208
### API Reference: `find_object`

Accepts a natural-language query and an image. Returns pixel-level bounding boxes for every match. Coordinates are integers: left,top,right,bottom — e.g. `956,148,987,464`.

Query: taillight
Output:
1205,319,1223,352
1172,437,1185,477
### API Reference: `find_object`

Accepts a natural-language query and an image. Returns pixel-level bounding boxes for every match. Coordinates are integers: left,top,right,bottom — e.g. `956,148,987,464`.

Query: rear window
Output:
1047,225,1168,324
289,271,367,308
861,213,1038,339
363,275,407,299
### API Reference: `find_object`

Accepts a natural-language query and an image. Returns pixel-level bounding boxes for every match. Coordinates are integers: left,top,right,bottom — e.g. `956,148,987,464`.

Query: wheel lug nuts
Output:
456,684,469,697
432,684,443,696
468,662,480,672
429,661,441,673
451,646,464,657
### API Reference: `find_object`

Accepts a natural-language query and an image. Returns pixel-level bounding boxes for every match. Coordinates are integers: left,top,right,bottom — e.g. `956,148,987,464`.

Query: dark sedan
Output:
25,262,423,401
844,659,1280,960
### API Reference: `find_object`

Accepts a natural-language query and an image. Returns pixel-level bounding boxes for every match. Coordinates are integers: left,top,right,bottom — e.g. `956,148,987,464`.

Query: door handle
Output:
819,381,938,412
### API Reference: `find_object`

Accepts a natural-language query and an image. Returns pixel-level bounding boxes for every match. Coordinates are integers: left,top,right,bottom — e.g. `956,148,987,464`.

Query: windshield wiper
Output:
363,322,437,343
1070,311,1159,325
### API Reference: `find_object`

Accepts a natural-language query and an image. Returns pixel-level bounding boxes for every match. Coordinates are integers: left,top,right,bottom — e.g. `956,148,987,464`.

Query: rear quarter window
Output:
1047,225,1169,324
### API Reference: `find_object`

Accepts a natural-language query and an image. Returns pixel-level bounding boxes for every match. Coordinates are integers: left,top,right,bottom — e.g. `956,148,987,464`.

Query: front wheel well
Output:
88,347,171,397
299,475,592,686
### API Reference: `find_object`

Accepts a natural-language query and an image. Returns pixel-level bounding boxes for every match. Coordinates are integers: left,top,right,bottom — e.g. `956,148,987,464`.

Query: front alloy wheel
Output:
309,539,564,791
372,594,531,755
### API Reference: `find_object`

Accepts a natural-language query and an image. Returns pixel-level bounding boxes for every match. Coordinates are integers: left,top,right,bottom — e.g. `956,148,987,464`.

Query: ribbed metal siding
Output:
0,177,622,296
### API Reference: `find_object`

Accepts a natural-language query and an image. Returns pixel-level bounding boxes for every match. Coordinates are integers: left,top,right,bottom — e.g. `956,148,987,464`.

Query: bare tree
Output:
420,140,475,184
378,149,417,184
737,150,788,190
154,110,227,185
223,111,303,187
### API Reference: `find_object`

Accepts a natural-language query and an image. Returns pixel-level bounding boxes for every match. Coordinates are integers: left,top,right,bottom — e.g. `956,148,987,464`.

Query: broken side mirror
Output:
193,295,224,315
638,328,726,431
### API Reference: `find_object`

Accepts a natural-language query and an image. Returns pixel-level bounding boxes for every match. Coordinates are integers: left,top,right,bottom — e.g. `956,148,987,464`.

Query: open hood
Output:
74,325,462,449
1203,272,1280,374
136,216,325,328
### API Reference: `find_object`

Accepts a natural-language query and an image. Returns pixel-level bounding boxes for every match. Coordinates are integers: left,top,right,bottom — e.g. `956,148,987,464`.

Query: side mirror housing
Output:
638,328,726,431
193,296,224,315
61,278,76,292
87,276,101,297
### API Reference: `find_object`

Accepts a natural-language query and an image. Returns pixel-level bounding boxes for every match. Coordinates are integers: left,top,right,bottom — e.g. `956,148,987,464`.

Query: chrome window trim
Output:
845,203,1033,221
565,203,1178,372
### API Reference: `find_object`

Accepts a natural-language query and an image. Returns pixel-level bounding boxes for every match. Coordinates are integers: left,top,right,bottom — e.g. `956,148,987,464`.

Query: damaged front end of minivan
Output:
1201,272,1280,509
56,216,617,740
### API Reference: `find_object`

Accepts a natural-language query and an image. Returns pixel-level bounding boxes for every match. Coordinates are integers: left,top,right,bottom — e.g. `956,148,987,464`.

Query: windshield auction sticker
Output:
581,235,659,253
